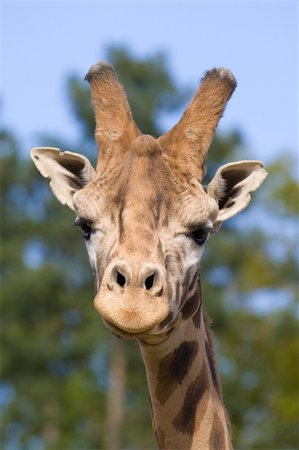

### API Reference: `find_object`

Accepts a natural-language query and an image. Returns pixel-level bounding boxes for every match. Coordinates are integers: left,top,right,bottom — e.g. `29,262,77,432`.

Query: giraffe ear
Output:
207,161,268,227
31,147,96,211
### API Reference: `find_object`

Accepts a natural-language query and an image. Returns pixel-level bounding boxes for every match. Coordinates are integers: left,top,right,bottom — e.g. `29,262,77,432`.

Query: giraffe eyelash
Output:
73,217,93,227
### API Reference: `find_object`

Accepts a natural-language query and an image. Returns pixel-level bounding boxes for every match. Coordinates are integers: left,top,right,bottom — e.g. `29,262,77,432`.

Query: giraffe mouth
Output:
94,288,170,337
104,319,171,345
103,319,154,340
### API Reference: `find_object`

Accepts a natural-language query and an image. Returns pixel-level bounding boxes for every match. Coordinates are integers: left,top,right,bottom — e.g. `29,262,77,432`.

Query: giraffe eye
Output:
80,222,92,240
190,229,209,245
74,218,93,240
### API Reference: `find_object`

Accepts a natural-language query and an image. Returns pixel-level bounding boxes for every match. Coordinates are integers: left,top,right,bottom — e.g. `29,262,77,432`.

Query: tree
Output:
1,128,108,449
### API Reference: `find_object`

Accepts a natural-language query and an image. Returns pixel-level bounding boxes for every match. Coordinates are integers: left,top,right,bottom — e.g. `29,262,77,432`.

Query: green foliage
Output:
1,48,298,450
262,153,299,217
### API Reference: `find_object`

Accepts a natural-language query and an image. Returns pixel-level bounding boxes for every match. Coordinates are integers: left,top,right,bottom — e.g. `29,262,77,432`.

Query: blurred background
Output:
1,1,298,449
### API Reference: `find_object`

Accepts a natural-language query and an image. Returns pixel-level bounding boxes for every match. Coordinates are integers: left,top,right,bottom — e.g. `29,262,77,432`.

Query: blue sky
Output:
1,1,297,163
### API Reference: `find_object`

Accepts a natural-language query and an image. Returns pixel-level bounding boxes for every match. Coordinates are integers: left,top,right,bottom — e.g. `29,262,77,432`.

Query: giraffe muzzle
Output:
93,262,169,334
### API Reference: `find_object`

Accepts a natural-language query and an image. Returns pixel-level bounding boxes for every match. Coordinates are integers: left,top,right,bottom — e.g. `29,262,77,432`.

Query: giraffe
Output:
31,61,267,450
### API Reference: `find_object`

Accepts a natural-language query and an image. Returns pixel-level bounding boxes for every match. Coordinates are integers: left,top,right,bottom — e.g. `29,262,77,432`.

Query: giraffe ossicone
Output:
31,61,267,449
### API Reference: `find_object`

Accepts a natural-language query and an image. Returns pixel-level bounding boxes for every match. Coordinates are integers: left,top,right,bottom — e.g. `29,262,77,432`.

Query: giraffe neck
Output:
139,283,233,450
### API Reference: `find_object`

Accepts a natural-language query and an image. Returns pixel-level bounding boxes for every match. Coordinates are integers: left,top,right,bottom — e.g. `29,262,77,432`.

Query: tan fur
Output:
31,61,268,450
85,62,140,171
158,68,237,181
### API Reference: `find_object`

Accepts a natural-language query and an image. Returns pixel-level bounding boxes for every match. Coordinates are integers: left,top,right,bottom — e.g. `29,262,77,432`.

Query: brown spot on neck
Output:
172,363,209,435
209,412,226,450
205,340,222,398
156,340,199,405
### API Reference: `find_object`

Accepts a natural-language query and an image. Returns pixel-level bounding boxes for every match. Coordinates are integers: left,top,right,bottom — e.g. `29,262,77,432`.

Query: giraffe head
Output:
31,62,267,340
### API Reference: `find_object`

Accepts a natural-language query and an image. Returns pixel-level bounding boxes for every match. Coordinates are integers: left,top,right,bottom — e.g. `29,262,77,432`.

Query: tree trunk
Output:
104,339,127,450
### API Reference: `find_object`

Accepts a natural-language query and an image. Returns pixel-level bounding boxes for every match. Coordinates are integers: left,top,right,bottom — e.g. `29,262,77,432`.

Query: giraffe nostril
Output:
144,273,155,290
107,263,131,290
141,267,164,296
116,271,126,287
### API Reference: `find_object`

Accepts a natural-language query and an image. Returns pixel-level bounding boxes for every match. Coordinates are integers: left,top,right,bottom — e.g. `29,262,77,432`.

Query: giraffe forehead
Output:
106,151,174,221
74,149,216,228
109,152,213,223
